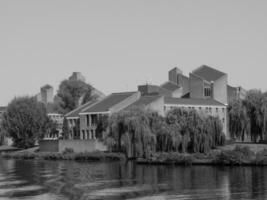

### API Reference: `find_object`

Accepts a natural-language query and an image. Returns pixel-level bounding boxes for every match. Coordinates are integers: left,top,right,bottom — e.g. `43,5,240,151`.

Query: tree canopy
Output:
54,79,93,114
105,107,225,158
1,96,52,148
228,90,267,142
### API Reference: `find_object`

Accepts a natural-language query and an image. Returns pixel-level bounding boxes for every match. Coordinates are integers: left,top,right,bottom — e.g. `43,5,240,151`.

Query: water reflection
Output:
0,159,267,199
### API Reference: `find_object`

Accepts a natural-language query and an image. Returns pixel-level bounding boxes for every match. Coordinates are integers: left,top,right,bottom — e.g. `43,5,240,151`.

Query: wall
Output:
39,139,107,153
213,74,228,105
189,73,204,99
172,88,183,98
39,140,59,152
146,96,165,116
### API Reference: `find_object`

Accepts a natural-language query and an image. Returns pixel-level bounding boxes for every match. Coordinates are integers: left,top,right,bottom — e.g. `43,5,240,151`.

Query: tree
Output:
228,100,250,141
107,107,156,159
243,90,265,142
1,96,51,149
55,79,93,114
62,117,70,139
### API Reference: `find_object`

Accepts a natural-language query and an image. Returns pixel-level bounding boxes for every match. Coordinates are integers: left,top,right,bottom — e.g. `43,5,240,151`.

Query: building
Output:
63,65,240,141
43,113,64,140
227,85,247,103
69,72,86,82
37,84,54,104
39,65,248,153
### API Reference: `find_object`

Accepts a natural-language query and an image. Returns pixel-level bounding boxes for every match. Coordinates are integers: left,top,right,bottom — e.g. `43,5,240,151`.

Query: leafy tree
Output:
62,117,70,139
107,107,156,159
1,96,51,148
243,90,265,142
228,100,250,141
55,79,93,114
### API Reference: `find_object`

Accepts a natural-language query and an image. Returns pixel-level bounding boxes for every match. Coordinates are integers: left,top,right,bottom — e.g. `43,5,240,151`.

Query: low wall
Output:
39,140,59,152
39,139,107,153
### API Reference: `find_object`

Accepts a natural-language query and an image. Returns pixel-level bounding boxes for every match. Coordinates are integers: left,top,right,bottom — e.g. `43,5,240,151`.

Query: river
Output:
0,159,267,200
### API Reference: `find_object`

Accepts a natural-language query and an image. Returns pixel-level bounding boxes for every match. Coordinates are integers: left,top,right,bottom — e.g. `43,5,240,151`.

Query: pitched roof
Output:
126,96,162,109
0,107,6,112
161,82,180,92
65,100,98,118
81,92,137,113
165,97,225,106
192,65,226,82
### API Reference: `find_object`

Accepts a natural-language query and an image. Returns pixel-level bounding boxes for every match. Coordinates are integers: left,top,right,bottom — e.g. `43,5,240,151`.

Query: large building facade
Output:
65,65,245,141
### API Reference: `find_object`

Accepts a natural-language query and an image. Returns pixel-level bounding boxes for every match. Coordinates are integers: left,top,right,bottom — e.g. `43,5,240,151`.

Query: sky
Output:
1,0,267,106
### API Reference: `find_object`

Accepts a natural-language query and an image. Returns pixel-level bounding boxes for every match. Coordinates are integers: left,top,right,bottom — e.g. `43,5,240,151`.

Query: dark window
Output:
204,87,211,97
86,115,90,126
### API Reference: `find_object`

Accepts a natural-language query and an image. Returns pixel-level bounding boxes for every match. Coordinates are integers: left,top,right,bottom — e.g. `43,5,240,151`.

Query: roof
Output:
0,107,6,112
81,92,137,113
165,97,226,107
65,99,98,118
126,96,162,109
192,65,226,82
161,82,180,92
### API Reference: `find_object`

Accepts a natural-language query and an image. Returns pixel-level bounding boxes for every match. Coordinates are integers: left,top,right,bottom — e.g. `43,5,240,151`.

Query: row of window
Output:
164,106,225,114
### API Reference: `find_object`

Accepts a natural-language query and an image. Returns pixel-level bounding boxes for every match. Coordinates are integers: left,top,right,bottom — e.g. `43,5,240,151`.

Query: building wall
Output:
146,96,165,116
39,140,59,152
178,74,190,95
189,73,204,99
171,88,183,98
213,74,228,105
39,139,107,153
169,68,183,84
41,87,54,104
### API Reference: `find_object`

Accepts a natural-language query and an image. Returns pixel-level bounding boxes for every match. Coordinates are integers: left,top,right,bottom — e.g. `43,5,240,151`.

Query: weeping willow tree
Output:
165,108,225,154
228,100,250,141
106,107,156,159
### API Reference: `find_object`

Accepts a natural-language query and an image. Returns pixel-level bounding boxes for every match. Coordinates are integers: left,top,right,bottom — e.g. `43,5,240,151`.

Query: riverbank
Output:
2,144,267,166
137,146,267,166
1,151,126,162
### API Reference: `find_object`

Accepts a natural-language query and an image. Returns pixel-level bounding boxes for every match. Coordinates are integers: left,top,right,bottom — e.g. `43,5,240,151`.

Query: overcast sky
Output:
1,0,267,105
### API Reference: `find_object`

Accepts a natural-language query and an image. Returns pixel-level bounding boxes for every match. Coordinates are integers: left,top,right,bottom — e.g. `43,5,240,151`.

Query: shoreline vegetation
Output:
1,151,126,162
2,145,267,166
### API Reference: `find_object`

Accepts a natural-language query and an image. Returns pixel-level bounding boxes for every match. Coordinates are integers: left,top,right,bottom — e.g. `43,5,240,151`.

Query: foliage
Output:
62,117,70,139
228,100,250,141
54,79,93,114
96,115,109,139
228,90,267,142
107,107,156,159
1,96,52,149
106,107,225,158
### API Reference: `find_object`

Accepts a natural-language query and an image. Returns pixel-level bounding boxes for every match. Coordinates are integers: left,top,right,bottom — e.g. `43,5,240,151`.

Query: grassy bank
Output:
137,146,267,166
1,151,126,162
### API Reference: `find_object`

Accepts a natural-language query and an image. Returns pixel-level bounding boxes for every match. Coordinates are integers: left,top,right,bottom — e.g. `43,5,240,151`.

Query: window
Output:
204,87,211,97
199,107,202,110
86,115,90,126
209,107,212,113
216,108,219,113
222,108,225,113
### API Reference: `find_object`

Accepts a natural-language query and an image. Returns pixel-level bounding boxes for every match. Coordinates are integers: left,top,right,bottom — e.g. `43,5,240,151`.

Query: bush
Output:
63,148,74,154
214,146,255,165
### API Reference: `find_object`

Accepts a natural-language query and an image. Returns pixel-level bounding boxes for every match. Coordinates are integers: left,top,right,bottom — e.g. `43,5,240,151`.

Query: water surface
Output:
0,159,266,200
